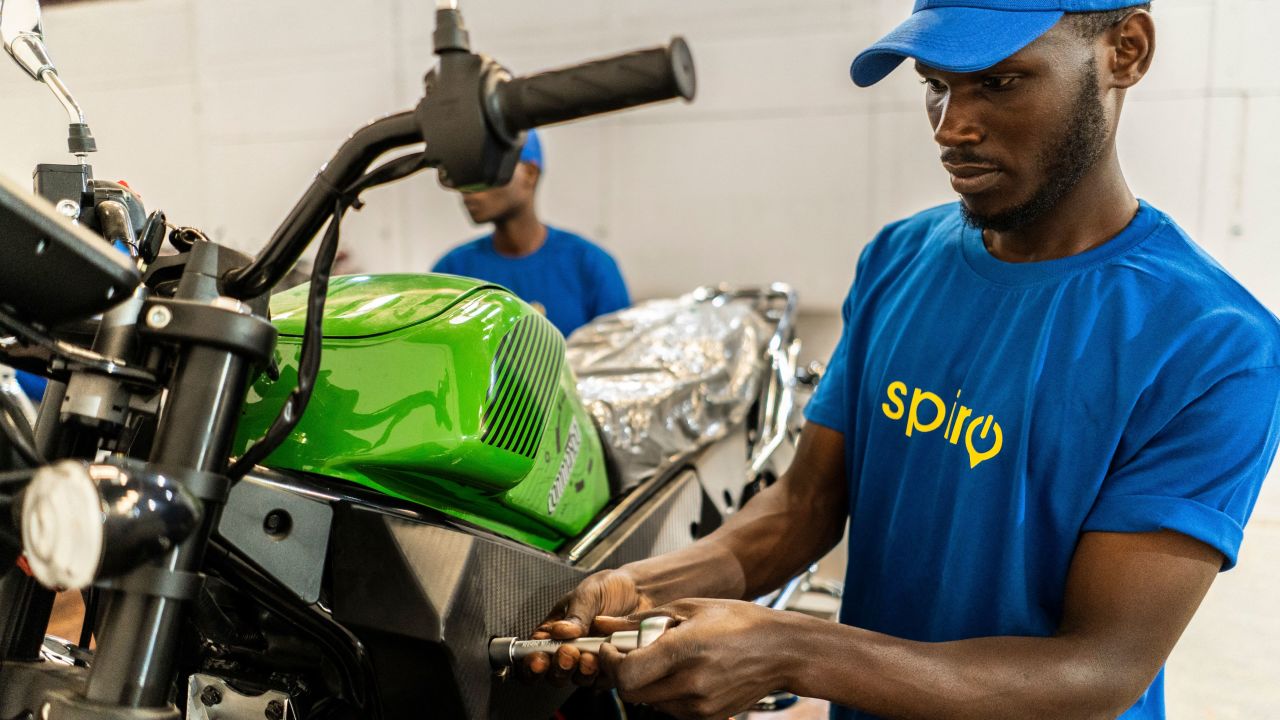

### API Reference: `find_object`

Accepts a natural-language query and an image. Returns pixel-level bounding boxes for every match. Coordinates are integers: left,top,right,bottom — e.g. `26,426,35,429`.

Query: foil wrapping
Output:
567,291,772,490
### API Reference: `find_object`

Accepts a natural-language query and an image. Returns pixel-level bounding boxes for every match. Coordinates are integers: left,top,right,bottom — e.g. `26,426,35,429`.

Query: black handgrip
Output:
495,37,695,134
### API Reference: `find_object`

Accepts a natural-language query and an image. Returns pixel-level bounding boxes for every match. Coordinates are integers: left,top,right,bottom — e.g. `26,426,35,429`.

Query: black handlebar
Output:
222,36,696,300
220,111,422,300
495,38,695,134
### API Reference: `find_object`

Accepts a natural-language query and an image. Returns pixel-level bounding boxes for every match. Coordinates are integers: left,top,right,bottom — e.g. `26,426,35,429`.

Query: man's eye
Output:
981,76,1017,90
919,78,946,93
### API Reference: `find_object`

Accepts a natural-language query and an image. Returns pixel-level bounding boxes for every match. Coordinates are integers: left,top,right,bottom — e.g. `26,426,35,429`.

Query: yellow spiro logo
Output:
881,381,1004,469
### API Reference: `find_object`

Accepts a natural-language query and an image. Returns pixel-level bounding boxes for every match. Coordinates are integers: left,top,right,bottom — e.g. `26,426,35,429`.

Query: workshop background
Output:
1,0,1276,716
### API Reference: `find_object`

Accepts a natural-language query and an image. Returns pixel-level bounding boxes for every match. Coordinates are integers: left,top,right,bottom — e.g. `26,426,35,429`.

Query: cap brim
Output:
851,7,1064,87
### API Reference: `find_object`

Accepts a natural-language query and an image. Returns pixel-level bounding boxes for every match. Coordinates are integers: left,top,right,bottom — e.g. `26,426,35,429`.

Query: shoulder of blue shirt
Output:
437,225,616,263
544,225,621,267
851,201,1280,367
1147,217,1280,370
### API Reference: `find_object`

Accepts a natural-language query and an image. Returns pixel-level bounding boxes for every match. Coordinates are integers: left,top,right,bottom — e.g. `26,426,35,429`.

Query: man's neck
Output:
491,207,546,258
983,150,1138,264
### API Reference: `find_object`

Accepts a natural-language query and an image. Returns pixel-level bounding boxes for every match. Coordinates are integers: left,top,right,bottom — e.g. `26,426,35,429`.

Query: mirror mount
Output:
1,0,97,159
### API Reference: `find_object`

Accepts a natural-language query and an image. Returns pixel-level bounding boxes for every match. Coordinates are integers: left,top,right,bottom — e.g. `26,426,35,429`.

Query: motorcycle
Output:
0,2,815,718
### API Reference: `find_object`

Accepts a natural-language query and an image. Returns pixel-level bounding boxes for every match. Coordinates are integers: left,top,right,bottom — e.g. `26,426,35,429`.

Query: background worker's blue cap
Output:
851,0,1149,87
519,129,543,169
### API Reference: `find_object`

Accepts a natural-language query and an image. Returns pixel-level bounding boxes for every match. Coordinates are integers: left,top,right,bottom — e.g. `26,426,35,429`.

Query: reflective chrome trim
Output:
564,466,684,564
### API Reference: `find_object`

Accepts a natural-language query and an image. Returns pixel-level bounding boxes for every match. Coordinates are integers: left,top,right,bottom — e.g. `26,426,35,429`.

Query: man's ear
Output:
515,163,541,193
1107,10,1155,89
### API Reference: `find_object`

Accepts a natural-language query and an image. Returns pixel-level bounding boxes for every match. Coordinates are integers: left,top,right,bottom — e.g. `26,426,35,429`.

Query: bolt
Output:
146,305,173,329
200,686,223,707
55,199,80,218
263,509,292,539
265,699,285,720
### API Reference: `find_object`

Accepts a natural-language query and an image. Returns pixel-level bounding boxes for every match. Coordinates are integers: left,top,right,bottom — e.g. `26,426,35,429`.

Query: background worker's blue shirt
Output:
15,370,46,401
806,201,1280,720
431,225,629,337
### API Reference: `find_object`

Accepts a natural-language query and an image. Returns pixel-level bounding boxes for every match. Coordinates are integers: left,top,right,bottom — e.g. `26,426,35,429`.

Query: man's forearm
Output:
618,539,746,607
781,613,1145,720
623,472,847,605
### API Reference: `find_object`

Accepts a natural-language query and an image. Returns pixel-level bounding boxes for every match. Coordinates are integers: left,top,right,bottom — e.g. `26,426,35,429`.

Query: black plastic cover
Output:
0,174,139,327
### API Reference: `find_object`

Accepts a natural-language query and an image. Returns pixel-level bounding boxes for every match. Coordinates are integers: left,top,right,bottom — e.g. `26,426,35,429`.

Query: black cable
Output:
78,587,99,653
226,198,347,480
0,305,156,386
0,469,35,488
226,152,430,481
0,470,23,567
0,391,42,467
0,486,20,550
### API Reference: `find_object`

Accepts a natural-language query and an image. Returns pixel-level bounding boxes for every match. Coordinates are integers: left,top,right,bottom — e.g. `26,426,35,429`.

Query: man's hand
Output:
597,599,797,720
521,422,846,692
523,568,655,687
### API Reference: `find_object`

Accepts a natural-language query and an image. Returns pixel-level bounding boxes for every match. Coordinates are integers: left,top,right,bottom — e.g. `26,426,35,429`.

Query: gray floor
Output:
792,311,1280,716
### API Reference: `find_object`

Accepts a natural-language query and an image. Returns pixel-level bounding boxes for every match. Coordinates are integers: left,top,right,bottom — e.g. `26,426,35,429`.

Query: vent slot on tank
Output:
481,315,565,459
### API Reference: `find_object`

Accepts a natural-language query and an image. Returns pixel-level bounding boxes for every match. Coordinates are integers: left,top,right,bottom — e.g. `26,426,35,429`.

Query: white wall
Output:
3,0,1279,715
3,0,1277,313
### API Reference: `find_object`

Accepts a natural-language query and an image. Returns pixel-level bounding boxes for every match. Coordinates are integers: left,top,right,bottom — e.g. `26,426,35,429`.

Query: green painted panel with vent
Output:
232,274,610,551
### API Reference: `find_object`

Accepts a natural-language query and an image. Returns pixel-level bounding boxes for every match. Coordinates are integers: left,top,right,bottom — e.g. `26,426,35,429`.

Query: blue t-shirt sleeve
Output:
1083,365,1280,569
15,370,47,402
804,292,853,434
431,252,457,275
588,250,630,319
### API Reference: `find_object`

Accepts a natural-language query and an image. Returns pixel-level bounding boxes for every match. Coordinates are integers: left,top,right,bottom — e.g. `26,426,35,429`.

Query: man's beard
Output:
961,59,1109,233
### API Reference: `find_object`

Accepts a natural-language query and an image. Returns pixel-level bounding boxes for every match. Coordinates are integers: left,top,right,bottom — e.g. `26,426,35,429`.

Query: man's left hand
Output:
596,598,799,720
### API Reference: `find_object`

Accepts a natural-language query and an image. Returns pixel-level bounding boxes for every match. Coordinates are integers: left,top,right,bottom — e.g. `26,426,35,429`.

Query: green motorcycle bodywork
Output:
233,274,610,551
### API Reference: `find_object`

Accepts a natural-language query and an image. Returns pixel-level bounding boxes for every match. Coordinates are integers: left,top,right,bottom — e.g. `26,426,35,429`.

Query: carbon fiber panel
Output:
329,470,708,719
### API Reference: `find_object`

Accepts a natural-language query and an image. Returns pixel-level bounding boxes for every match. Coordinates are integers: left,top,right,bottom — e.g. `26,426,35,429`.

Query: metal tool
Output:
488,616,673,668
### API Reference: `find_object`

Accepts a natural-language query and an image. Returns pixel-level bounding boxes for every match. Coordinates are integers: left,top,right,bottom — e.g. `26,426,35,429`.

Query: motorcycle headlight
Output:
20,460,200,590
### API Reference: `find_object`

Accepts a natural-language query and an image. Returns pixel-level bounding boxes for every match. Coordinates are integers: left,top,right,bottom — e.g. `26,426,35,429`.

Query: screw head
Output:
200,685,223,707
55,199,80,219
262,509,292,539
265,699,285,720
146,305,173,329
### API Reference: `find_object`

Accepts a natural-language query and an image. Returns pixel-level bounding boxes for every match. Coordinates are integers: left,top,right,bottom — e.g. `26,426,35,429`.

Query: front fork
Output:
22,241,274,719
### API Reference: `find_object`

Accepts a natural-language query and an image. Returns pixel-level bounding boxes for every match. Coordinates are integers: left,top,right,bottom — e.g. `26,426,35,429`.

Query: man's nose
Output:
933,95,984,148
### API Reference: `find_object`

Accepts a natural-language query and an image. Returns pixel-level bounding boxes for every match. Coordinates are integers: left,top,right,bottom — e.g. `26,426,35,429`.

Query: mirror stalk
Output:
1,0,96,159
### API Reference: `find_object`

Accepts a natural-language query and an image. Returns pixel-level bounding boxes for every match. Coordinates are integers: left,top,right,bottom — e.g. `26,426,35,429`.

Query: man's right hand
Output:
523,568,654,687
522,424,847,689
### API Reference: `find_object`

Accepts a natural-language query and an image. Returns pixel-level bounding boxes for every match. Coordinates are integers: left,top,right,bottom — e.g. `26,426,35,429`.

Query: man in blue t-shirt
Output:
526,3,1280,719
432,129,630,337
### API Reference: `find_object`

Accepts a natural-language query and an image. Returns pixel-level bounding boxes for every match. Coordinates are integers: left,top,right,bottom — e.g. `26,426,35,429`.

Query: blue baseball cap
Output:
851,0,1149,87
519,128,543,169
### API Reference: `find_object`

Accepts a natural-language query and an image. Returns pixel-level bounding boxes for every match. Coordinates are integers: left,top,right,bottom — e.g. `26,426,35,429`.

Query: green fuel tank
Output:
233,274,611,551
